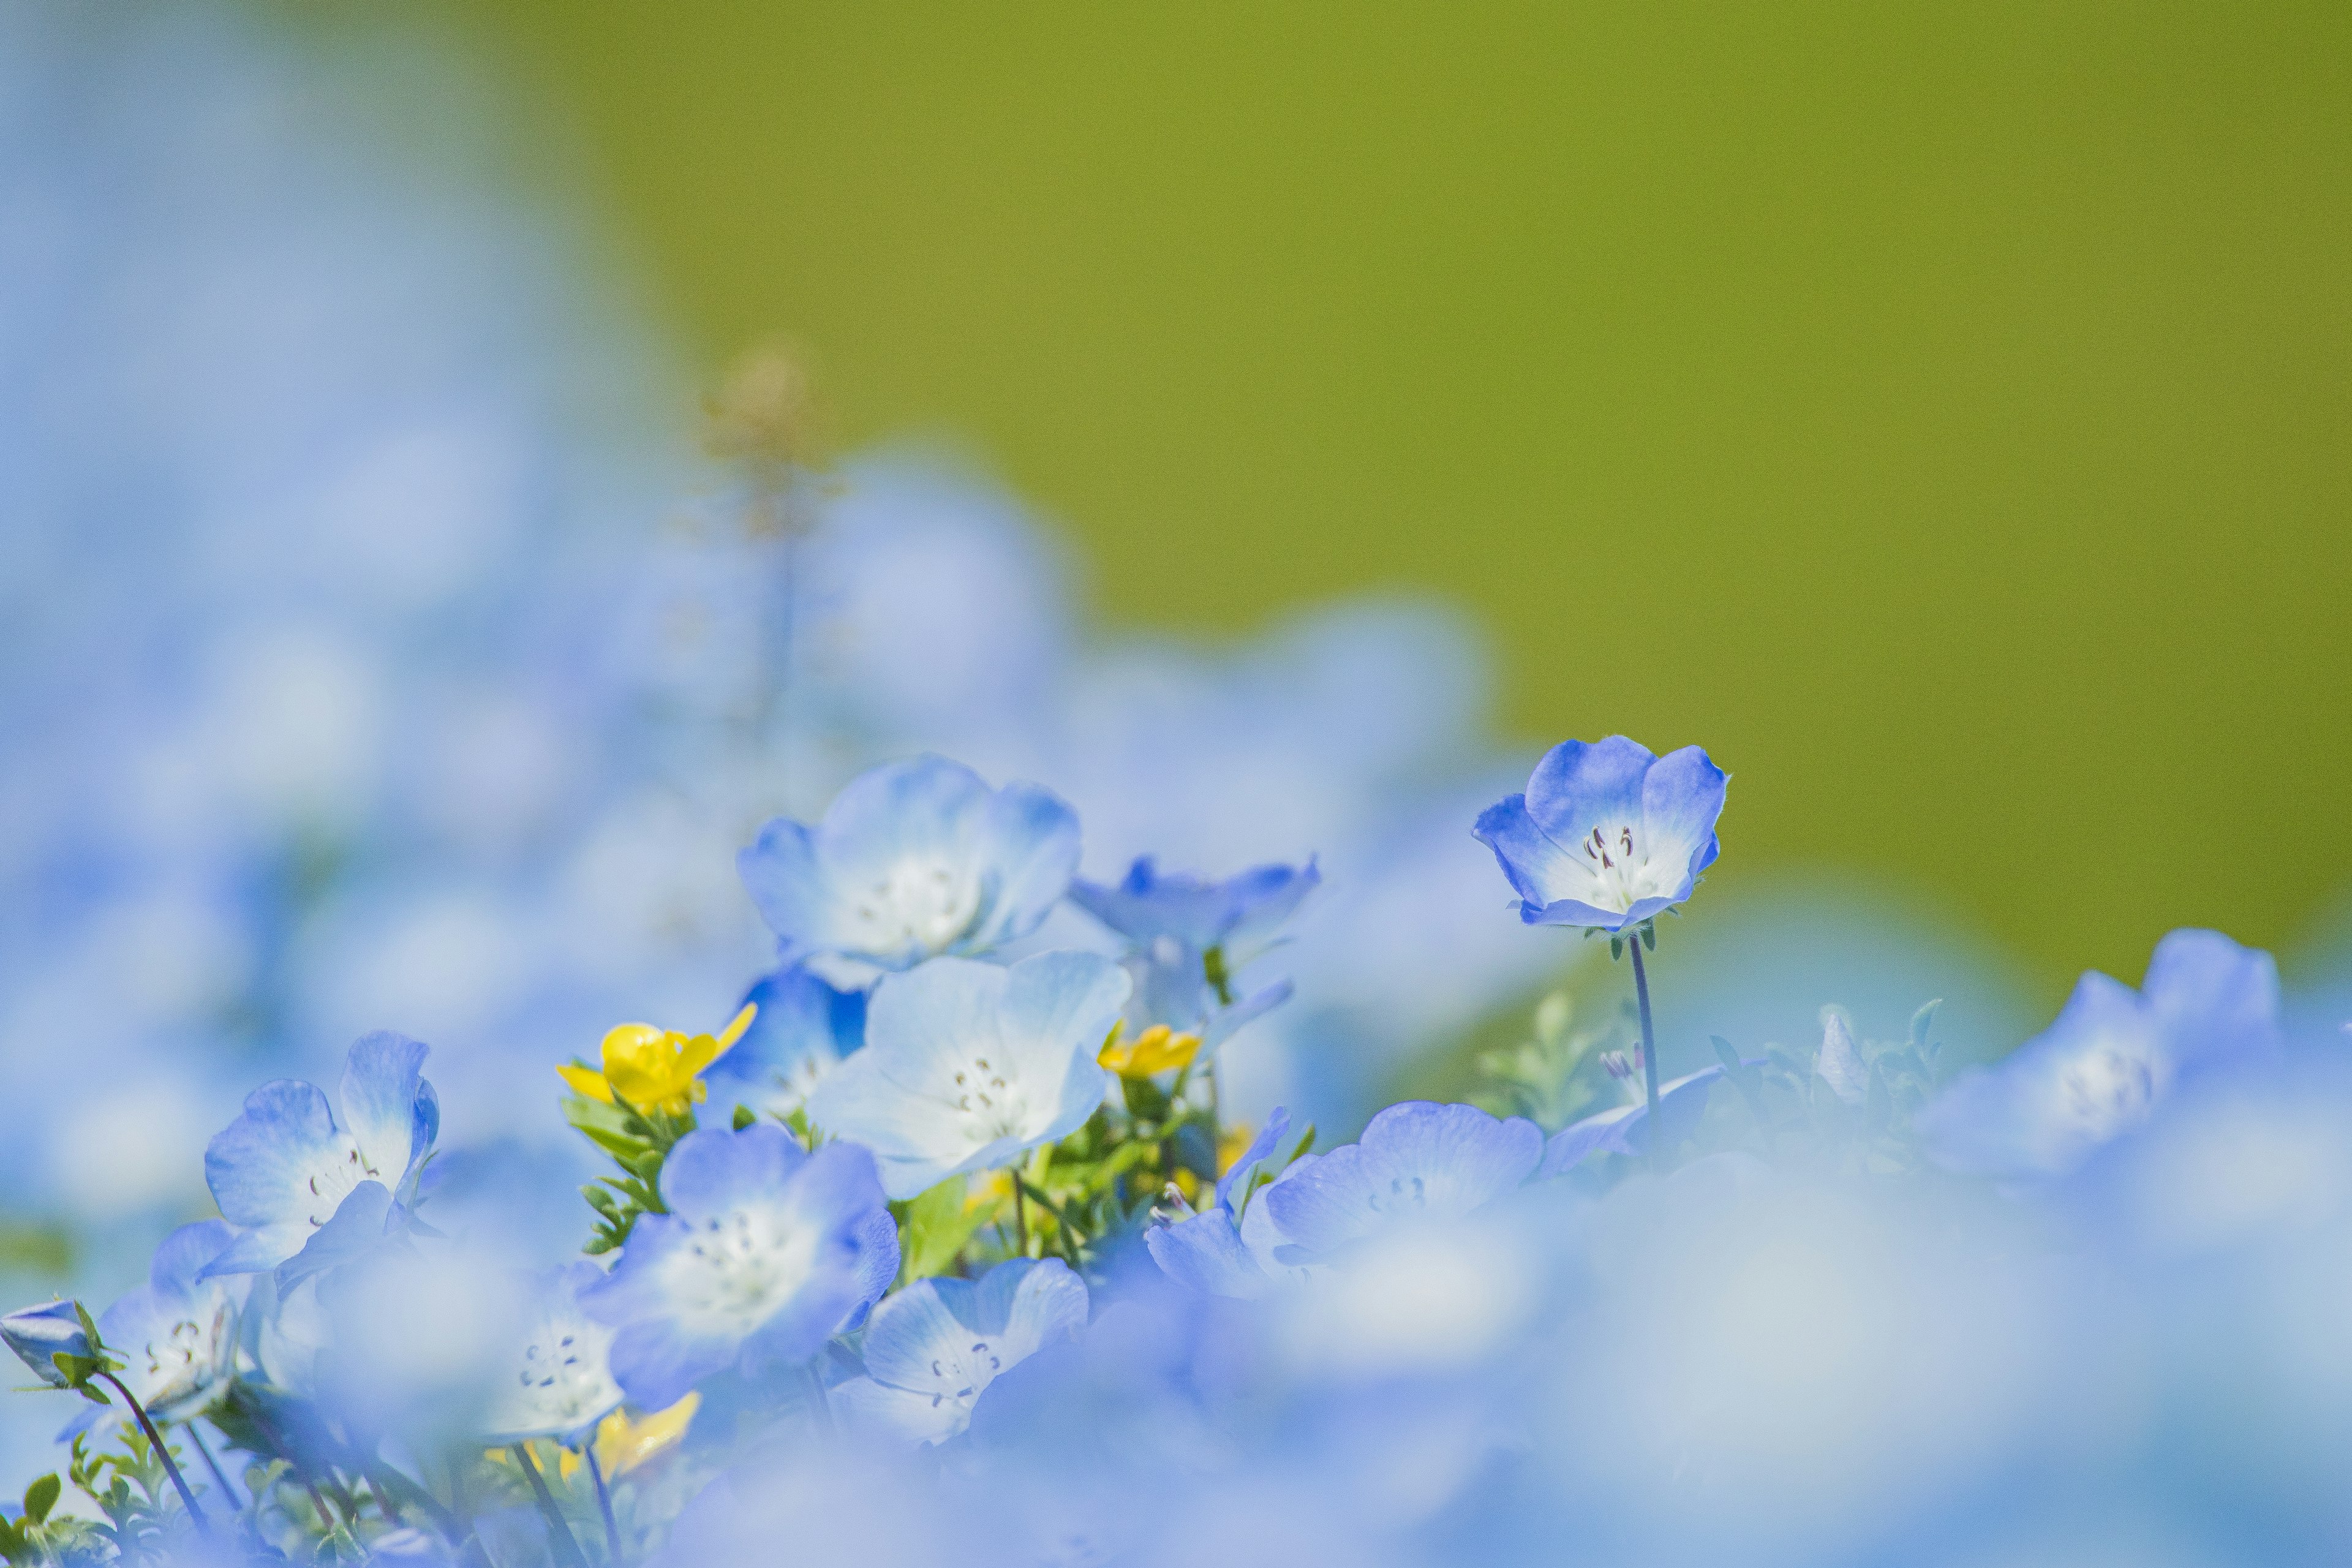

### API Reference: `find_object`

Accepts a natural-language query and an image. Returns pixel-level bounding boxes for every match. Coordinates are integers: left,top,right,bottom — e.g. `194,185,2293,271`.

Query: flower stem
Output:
186,1423,240,1509
94,1373,206,1534
514,1442,589,1568
1627,934,1662,1173
1012,1177,1030,1256
584,1444,624,1566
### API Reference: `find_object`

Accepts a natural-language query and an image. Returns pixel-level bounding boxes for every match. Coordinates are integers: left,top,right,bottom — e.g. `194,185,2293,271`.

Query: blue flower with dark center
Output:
1474,736,1728,932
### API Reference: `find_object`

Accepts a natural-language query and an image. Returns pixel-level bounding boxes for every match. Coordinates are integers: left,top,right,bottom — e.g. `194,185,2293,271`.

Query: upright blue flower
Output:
201,1032,440,1279
701,965,868,1123
803,952,1129,1200
486,1262,625,1444
737,755,1081,974
0,1300,96,1389
1261,1101,1543,1263
63,1222,244,1440
831,1259,1088,1446
583,1124,896,1410
1474,736,1728,930
1072,856,1316,1063
1918,928,2282,1180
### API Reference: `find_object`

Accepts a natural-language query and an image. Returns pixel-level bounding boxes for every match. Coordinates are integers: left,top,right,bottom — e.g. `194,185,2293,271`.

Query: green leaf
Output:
731,1104,756,1131
1909,998,1943,1050
0,1515,26,1561
23,1473,59,1524
897,1175,984,1284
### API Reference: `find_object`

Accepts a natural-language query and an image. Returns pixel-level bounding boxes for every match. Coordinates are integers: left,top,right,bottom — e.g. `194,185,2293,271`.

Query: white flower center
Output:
2058,1040,2164,1144
304,1137,382,1226
949,1054,1037,1146
505,1314,620,1433
915,1335,1007,1422
134,1303,235,1417
1556,820,1676,914
848,858,984,957
664,1205,821,1340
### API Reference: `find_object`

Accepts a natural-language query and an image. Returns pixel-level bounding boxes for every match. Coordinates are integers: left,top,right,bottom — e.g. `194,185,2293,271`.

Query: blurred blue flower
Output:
832,1258,1088,1446
1071,856,1320,956
737,755,1080,975
1262,1101,1542,1262
1146,1108,1298,1298
804,953,1128,1200
1474,736,1727,931
201,1031,440,1280
1539,1065,1725,1175
61,1221,243,1444
701,965,867,1124
1919,927,2283,1180
584,1124,894,1409
0,1300,93,1389
486,1261,624,1444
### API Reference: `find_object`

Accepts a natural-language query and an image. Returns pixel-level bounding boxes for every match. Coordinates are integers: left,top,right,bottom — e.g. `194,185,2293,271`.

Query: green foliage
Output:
564,1092,697,1254
894,1176,987,1285
1474,990,1628,1132
1708,1000,1949,1175
66,1430,190,1563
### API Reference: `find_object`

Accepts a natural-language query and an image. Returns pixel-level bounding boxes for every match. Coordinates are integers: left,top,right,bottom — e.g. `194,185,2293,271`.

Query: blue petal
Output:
1145,1211,1270,1298
1637,744,1729,883
605,1313,741,1413
658,1124,810,1223
1357,1101,1543,1214
736,818,828,957
338,1031,432,1191
1540,1067,1724,1176
205,1079,346,1232
145,1219,237,1298
2139,927,2282,1069
858,1277,972,1393
1215,1106,1292,1214
836,1207,901,1334
1471,794,1577,914
706,965,865,1118
276,1181,398,1292
965,780,1082,951
1523,736,1656,845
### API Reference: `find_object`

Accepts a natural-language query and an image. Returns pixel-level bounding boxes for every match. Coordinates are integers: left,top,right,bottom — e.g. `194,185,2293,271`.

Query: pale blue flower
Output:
583,1124,895,1410
1262,1101,1542,1262
1539,1066,1725,1176
701,965,867,1123
201,1031,440,1280
485,1262,624,1444
71,1222,243,1439
737,755,1081,973
832,1258,1088,1445
1474,736,1728,931
1918,928,2282,1180
0,1300,94,1389
804,952,1129,1200
1070,856,1320,957
1146,1109,1305,1297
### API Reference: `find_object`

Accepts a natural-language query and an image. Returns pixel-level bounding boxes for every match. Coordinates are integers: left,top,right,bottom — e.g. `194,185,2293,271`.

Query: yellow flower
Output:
964,1170,1011,1215
557,1392,700,1480
557,1004,756,1117
1098,1023,1202,1078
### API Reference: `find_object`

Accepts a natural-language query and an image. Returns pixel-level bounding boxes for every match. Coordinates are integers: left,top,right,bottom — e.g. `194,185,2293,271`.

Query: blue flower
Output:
201,1031,441,1280
1474,736,1728,930
1261,1101,1543,1263
737,755,1081,974
831,1258,1089,1445
0,1299,96,1389
1146,1108,1305,1297
701,965,867,1123
486,1262,625,1444
1071,856,1320,956
1918,928,2282,1180
803,952,1129,1200
58,1222,244,1443
1539,1065,1726,1175
582,1124,896,1410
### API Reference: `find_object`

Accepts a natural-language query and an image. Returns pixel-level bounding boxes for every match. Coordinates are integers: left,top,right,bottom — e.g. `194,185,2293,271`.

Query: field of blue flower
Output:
6,8,2352,1567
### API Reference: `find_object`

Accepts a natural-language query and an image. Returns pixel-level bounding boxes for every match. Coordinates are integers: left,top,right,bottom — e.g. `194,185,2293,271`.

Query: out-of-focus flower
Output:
1147,1109,1306,1298
0,1301,96,1390
805,954,1128,1200
559,1003,756,1117
737,755,1080,975
64,1222,242,1439
832,1259,1088,1446
562,1392,699,1482
1919,928,2282,1179
1474,736,1728,931
701,968,865,1123
584,1125,894,1409
485,1262,624,1444
1098,1023,1202,1078
1263,1102,1542,1262
201,1031,440,1278
1539,1065,1725,1175
1071,856,1320,957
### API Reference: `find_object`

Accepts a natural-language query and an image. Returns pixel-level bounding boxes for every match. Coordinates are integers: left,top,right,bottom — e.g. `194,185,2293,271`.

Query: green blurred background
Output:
418,0,2347,997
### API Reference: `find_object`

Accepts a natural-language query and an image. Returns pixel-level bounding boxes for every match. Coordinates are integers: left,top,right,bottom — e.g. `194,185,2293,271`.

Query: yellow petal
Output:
676,1032,720,1078
557,1064,614,1104
1104,1025,1202,1077
595,1392,700,1477
600,1023,666,1071
714,1001,758,1055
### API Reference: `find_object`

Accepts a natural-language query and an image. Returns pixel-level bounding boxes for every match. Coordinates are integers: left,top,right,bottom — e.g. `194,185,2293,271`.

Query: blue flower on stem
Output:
1262,1102,1542,1264
0,1300,96,1389
64,1222,244,1442
200,1032,440,1281
803,952,1129,1200
1918,928,2282,1180
737,754,1081,976
486,1262,625,1444
701,965,868,1123
831,1258,1088,1446
582,1123,896,1410
1476,736,1727,1171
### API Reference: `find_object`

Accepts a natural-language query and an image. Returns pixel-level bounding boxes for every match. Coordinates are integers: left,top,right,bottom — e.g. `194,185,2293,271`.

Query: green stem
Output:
1011,1177,1030,1256
1628,933,1663,1173
94,1374,205,1534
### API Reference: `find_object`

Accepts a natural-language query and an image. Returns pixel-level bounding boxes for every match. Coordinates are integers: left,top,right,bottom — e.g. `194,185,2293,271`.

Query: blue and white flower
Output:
831,1259,1088,1446
1074,856,1316,1065
202,1032,441,1280
804,952,1129,1200
63,1222,244,1441
1474,736,1728,931
1262,1101,1543,1263
1147,1109,1312,1298
737,755,1081,974
0,1300,96,1389
486,1262,625,1444
701,965,867,1123
583,1124,896,1410
1918,928,2282,1180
